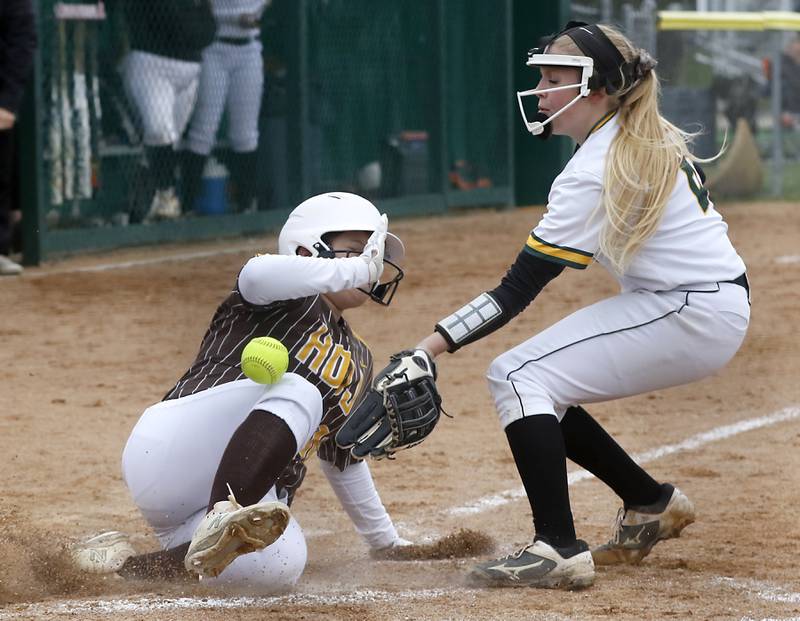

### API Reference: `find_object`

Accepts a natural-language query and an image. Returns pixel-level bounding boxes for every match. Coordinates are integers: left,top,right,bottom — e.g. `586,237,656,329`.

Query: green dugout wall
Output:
513,0,573,206
19,0,569,264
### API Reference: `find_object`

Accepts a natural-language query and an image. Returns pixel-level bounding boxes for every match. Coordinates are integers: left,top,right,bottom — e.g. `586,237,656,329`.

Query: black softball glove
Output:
335,349,444,459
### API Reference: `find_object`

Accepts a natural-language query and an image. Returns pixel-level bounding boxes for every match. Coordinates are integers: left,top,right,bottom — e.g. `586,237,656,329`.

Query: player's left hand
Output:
335,349,444,459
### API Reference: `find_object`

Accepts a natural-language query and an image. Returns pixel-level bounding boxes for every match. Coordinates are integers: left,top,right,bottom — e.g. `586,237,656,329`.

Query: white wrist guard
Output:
434,292,504,352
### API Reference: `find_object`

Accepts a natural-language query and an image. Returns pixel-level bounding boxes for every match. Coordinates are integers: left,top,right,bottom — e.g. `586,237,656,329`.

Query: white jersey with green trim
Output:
527,111,746,292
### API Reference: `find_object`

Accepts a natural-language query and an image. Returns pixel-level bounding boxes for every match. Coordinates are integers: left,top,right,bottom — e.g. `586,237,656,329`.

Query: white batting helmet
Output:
278,192,405,305
278,192,404,263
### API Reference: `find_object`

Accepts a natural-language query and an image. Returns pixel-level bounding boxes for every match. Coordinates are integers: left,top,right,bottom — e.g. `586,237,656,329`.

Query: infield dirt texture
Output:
1,202,798,620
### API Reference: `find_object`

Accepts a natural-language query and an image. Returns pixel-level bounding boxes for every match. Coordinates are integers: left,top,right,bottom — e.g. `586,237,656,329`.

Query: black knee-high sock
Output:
229,150,258,210
147,145,176,190
181,150,207,211
207,410,297,513
118,542,190,580
505,415,576,548
560,405,662,508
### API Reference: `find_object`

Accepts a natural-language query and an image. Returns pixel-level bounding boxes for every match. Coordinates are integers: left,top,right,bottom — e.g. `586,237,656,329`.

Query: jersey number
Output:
681,160,710,213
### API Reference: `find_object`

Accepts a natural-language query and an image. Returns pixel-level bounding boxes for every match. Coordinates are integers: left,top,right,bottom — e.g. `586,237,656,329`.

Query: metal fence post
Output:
438,0,449,203
20,0,45,265
506,0,515,206
770,43,784,197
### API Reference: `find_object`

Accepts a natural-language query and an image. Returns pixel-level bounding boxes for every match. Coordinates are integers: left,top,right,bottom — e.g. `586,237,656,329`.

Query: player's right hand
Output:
360,214,387,285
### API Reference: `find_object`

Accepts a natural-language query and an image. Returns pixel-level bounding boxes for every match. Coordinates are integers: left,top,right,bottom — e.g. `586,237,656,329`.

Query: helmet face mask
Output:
516,53,594,138
516,21,634,139
278,192,405,306
316,241,404,306
362,258,403,306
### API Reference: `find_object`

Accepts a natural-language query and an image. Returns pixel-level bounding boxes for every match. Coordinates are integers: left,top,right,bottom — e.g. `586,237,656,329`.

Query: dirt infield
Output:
1,202,798,620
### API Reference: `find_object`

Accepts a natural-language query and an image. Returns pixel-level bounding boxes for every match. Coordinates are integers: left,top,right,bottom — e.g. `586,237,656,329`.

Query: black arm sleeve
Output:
490,249,565,318
434,249,564,352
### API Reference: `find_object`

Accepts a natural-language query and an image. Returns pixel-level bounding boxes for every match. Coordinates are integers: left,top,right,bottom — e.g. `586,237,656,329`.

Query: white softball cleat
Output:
592,483,696,565
71,531,136,574
145,187,181,222
0,255,23,276
184,488,290,579
468,538,595,590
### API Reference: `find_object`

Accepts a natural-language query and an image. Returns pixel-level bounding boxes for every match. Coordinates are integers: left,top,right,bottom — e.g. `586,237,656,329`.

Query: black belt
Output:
217,36,256,46
722,272,749,294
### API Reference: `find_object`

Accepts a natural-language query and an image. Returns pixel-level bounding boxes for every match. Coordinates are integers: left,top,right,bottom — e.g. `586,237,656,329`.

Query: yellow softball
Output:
241,337,289,385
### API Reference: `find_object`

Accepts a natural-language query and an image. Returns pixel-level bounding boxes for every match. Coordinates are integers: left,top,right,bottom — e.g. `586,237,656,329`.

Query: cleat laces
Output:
608,508,626,546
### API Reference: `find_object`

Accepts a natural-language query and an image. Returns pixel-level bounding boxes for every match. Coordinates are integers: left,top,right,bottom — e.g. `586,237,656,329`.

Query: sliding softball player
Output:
73,193,409,587
399,22,750,590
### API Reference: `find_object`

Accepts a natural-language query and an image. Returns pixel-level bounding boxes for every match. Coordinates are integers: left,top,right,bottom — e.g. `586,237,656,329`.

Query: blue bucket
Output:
194,162,228,216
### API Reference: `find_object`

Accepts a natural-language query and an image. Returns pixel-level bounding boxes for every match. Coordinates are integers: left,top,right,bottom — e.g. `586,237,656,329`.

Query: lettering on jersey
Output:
321,344,352,388
297,326,353,388
296,325,334,373
299,424,330,461
336,361,362,415
681,160,710,213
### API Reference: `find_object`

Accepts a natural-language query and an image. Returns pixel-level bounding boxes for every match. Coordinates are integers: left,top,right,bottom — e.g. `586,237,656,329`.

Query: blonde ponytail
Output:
554,25,708,273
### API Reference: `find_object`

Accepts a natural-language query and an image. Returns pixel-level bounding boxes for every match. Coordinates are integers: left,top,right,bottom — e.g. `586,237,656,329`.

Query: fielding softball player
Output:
121,0,215,222
183,0,270,214
345,22,751,590
73,192,410,587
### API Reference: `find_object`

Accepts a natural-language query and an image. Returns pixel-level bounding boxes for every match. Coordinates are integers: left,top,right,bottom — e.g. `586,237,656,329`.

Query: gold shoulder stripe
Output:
525,235,593,269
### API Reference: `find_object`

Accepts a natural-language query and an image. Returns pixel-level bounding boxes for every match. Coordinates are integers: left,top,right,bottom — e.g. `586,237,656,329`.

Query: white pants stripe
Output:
488,282,750,428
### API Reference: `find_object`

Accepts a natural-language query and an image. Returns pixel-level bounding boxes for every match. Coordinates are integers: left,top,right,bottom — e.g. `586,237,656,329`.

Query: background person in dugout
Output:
401,22,750,590
779,33,800,157
0,0,36,276
183,0,271,214
72,193,411,588
121,0,215,222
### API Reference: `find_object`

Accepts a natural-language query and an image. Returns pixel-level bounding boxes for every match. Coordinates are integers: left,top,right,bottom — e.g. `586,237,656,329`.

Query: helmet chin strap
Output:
516,83,587,139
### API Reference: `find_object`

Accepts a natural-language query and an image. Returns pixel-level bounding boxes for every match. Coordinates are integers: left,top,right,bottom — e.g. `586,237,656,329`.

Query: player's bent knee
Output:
229,136,258,153
252,373,323,454
486,350,524,393
143,126,177,148
487,355,558,427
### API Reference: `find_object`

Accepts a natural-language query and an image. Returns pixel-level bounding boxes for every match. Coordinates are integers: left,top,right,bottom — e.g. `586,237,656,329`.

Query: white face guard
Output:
516,54,594,136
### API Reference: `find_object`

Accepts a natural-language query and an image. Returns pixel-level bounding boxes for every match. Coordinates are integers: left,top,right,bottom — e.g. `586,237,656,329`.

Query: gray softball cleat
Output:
468,538,595,590
72,531,136,574
592,483,696,565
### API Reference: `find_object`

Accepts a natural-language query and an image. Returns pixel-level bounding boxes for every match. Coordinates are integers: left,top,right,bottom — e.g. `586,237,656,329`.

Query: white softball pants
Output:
122,51,200,147
121,374,322,589
185,40,264,155
488,281,750,428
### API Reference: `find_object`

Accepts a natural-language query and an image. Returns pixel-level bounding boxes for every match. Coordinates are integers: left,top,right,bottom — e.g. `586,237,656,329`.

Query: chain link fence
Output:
572,0,800,198
27,0,513,262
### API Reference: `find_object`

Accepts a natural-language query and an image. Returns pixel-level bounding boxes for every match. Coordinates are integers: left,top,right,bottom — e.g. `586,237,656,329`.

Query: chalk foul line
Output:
0,587,471,619
447,406,800,516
